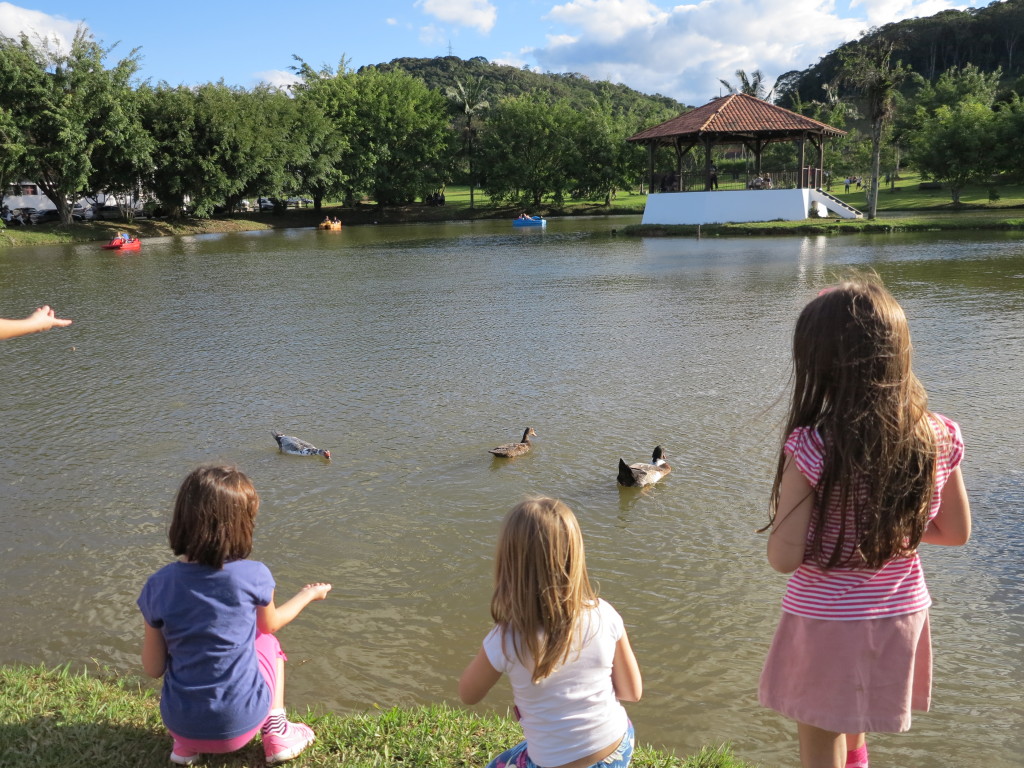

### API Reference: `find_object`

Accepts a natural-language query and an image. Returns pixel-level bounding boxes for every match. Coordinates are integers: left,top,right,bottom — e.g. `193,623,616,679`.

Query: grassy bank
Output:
624,173,1024,237
0,665,756,768
7,175,1024,249
624,209,1024,238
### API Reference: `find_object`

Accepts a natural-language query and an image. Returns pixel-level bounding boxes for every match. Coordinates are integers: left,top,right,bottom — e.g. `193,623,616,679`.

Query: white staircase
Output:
810,189,863,219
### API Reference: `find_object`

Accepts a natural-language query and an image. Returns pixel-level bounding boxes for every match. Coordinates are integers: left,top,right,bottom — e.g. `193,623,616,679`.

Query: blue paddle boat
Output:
513,215,546,227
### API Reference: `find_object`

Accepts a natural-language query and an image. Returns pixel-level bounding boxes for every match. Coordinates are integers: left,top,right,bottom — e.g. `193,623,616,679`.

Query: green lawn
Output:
337,174,1024,217
824,172,1024,211
0,665,757,768
433,186,649,214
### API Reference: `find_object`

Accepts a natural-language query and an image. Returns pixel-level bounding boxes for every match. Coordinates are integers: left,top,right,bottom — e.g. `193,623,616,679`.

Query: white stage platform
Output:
641,189,860,225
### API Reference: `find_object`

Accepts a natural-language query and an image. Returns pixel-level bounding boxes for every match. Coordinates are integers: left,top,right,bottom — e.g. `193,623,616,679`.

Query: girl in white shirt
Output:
459,497,643,768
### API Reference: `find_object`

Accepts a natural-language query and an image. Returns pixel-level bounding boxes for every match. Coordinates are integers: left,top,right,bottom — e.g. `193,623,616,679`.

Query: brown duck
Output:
489,427,537,458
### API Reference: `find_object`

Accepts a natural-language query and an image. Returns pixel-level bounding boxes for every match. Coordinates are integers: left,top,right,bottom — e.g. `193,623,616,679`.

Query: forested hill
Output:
364,55,689,113
776,0,1024,105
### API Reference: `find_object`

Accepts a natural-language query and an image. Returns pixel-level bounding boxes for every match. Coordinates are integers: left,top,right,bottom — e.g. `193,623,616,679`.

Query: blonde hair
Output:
490,497,597,683
769,274,938,568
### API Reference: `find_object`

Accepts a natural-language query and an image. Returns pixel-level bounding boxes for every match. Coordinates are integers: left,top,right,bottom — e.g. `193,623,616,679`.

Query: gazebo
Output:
627,93,861,224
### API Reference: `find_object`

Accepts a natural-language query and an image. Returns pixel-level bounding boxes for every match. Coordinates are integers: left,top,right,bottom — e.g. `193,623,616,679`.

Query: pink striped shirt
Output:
780,413,964,620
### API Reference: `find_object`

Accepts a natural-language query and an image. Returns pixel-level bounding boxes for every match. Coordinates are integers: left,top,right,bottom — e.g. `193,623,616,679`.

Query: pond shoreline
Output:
4,199,1024,248
0,201,639,248
623,211,1024,237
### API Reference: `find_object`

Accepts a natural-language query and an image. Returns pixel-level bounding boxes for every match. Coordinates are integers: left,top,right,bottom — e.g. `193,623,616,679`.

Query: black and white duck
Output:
617,445,671,487
489,427,537,458
272,431,331,460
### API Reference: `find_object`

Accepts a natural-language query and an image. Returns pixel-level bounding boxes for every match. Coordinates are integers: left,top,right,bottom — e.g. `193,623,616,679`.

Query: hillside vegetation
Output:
371,55,689,112
776,0,1024,104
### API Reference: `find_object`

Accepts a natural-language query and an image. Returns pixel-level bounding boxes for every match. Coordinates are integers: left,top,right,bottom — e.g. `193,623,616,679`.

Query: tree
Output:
478,93,580,206
0,29,146,225
229,85,302,210
445,75,490,209
913,63,1002,113
138,84,200,218
90,85,153,221
993,94,1024,183
141,82,297,218
350,67,451,206
0,106,25,217
289,56,357,210
909,100,999,204
836,31,911,218
563,97,661,204
719,69,774,100
987,0,1024,76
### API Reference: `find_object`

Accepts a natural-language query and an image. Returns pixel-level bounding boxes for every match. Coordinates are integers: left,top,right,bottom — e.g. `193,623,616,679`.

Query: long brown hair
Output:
490,497,597,683
169,465,259,568
768,275,938,568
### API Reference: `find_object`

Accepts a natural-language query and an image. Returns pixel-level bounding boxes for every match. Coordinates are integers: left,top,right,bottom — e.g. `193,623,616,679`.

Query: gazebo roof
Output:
627,92,845,144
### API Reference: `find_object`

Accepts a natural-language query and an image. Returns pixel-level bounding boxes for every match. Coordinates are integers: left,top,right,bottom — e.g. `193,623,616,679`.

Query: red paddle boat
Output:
102,235,141,251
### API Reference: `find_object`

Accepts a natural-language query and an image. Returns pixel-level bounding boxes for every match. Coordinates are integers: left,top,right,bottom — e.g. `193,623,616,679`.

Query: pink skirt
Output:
759,609,931,734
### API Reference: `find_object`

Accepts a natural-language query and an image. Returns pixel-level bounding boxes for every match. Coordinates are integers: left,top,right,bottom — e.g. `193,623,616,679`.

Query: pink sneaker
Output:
262,721,315,765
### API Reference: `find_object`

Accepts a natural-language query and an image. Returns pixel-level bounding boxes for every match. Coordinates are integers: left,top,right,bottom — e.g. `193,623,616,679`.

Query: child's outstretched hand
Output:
258,582,332,633
301,582,332,601
30,305,73,331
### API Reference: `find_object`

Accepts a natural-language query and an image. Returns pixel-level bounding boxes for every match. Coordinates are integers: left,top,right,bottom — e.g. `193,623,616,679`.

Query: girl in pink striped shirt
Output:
759,275,971,768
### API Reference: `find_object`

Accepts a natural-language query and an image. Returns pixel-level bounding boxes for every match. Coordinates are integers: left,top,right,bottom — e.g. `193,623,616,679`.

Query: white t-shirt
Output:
483,598,628,767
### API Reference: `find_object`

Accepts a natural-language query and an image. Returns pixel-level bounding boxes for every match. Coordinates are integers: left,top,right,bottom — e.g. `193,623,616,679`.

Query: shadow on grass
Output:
0,718,271,768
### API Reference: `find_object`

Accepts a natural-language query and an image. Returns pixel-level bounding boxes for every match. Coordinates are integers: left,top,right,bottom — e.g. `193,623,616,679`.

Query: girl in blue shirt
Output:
139,465,331,765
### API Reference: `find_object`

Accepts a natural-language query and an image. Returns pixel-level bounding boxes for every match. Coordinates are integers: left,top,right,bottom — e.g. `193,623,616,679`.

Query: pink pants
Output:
168,632,286,754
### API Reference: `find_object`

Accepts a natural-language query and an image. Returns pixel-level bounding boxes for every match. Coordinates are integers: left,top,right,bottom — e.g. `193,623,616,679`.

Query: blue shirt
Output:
138,559,275,739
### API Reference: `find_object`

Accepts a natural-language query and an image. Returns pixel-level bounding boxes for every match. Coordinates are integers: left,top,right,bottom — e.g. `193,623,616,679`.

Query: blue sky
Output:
1,0,987,106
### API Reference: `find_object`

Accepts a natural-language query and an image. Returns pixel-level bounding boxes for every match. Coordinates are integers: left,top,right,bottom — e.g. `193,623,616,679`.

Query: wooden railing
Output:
651,167,827,193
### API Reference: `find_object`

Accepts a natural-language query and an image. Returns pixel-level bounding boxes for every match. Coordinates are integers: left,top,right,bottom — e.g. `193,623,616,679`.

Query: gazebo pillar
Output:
798,136,807,189
703,137,715,191
646,143,655,194
817,138,825,189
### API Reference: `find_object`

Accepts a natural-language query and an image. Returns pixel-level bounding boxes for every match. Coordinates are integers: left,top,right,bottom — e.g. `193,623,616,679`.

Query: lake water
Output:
1,219,1021,767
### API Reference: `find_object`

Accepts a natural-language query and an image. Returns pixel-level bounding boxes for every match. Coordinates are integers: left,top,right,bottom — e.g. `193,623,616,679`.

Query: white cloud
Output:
0,3,81,51
419,23,447,46
492,54,529,68
415,0,497,34
532,0,973,104
850,0,965,27
547,0,669,42
386,17,398,25
253,69,300,90
545,33,579,48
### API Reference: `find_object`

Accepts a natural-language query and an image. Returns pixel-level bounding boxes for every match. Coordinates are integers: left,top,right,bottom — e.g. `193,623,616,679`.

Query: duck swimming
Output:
272,431,331,460
617,445,671,487
489,427,537,458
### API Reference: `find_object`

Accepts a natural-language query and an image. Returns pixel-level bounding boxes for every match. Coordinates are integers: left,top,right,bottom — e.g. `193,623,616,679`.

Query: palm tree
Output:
719,69,774,100
445,76,490,209
718,69,774,174
837,31,909,219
